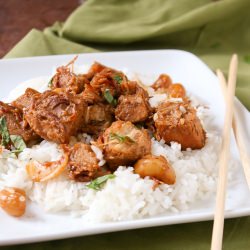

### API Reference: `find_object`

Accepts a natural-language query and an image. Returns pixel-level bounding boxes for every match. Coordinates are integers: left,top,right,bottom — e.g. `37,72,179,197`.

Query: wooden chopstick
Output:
211,54,238,250
217,69,250,190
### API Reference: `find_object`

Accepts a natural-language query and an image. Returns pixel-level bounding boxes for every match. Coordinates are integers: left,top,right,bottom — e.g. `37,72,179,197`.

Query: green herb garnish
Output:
48,77,54,88
0,116,26,154
0,116,10,147
104,89,117,106
244,55,250,64
109,132,135,143
113,75,123,84
10,135,26,153
87,174,115,190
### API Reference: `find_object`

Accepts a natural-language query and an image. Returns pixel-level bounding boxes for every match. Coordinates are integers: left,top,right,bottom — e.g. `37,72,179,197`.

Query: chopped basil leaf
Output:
0,116,10,147
10,135,26,153
48,77,54,88
104,89,113,103
244,55,250,64
86,174,115,190
104,89,117,106
109,132,135,143
113,75,123,84
0,117,26,154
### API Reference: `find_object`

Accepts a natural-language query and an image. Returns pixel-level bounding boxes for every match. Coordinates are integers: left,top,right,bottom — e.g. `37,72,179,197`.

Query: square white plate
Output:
0,50,250,246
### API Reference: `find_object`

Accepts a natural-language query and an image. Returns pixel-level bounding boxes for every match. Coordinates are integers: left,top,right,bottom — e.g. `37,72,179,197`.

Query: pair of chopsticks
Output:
211,55,250,250
217,70,250,190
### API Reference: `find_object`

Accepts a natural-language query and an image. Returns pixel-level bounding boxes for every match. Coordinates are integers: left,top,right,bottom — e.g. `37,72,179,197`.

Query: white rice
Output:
149,94,167,108
0,66,238,222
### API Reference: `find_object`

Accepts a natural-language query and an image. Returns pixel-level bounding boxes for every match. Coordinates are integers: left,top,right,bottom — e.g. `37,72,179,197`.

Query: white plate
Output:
0,50,250,246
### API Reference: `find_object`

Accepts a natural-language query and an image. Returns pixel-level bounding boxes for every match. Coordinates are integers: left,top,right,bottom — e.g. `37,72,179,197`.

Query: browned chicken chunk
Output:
50,66,89,94
115,86,151,123
98,121,151,169
120,80,138,95
82,68,127,104
82,84,103,104
67,143,100,182
0,101,39,143
154,101,206,150
82,103,114,136
25,90,86,144
86,62,107,79
12,88,39,110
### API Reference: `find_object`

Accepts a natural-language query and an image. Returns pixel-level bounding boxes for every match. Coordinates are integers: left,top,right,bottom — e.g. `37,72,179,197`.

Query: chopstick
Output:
211,54,238,250
217,69,250,190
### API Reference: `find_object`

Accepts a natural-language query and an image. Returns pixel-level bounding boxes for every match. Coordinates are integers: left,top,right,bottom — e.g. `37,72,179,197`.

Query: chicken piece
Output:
25,90,86,144
120,80,138,95
12,88,39,110
77,74,90,91
82,103,114,136
152,74,172,93
81,84,103,104
115,85,151,123
0,101,39,143
83,68,127,104
154,101,206,150
67,143,99,182
99,121,151,169
86,62,107,79
50,66,89,94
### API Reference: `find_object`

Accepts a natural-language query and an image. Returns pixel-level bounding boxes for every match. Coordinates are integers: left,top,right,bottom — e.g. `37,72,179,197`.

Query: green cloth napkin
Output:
5,0,250,109
2,0,250,249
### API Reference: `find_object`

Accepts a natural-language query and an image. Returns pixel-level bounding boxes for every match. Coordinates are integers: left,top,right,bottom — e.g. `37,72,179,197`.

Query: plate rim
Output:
1,49,250,246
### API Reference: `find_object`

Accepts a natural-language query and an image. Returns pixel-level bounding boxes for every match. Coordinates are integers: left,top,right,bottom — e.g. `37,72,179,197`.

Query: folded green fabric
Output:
3,0,250,249
5,0,250,109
